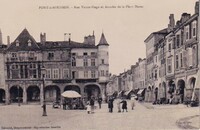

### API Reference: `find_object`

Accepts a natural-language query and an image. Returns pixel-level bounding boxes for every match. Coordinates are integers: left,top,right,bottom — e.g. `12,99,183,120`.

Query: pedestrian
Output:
108,97,114,113
121,99,128,112
130,97,135,110
117,99,121,113
86,101,91,114
63,99,66,110
90,97,95,113
98,97,102,109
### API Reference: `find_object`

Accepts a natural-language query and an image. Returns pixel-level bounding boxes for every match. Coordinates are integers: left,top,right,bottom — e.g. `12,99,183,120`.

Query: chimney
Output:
180,13,191,23
168,14,175,31
195,1,199,14
40,33,46,44
84,32,95,45
7,36,10,45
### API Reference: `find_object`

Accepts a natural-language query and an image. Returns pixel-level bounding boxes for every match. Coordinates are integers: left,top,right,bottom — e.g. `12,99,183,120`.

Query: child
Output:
131,97,135,110
86,101,91,114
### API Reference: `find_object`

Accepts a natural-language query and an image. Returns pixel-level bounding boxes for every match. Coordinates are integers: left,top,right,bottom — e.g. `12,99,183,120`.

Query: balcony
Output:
28,57,37,61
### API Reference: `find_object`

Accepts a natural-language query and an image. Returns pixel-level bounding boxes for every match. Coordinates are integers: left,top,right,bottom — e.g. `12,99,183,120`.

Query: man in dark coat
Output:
108,97,114,113
98,97,102,109
121,99,128,112
90,97,95,113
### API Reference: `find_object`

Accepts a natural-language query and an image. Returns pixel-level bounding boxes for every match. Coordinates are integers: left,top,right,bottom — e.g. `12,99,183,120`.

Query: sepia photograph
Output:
0,0,199,130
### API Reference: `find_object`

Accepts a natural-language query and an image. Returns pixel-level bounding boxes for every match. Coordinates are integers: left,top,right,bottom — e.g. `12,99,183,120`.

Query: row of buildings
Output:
107,1,200,104
0,29,110,104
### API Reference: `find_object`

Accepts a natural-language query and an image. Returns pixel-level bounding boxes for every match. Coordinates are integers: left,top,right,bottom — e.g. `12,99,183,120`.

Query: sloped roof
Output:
98,33,109,46
38,41,97,50
6,28,40,52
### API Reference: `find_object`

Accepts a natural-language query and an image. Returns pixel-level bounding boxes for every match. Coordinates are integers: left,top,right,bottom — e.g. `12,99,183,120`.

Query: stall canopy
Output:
137,89,145,95
124,89,133,96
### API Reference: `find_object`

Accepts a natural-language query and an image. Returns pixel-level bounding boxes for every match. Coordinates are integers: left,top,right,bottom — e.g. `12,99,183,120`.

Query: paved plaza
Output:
0,100,199,130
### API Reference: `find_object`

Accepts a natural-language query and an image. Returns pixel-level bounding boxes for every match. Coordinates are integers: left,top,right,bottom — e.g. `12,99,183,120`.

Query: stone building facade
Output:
0,28,109,105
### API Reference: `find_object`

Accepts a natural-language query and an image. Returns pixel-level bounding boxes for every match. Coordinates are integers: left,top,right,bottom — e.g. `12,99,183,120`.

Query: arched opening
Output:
9,86,23,103
0,89,5,103
44,85,61,102
168,80,175,95
177,80,185,103
64,85,81,94
189,77,196,88
27,86,40,102
84,84,101,100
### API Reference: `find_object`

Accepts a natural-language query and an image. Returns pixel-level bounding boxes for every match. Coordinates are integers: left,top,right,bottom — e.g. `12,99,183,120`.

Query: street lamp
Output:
41,65,47,116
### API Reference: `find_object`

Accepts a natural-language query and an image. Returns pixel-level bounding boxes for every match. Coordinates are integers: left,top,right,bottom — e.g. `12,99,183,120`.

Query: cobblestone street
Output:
0,100,199,130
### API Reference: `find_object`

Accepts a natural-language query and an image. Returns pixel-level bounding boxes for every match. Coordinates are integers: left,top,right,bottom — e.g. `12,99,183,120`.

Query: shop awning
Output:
137,89,145,95
118,90,123,96
124,89,133,96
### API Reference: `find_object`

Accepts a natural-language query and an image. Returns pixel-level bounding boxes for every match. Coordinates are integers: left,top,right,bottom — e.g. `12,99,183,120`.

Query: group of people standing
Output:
86,96,136,114
108,97,135,113
86,96,102,114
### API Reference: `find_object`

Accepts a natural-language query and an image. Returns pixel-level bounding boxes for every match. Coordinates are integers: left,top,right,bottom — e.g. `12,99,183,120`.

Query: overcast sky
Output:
0,0,198,75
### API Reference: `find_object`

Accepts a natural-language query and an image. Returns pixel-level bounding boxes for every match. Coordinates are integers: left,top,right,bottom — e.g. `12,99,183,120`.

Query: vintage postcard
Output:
0,0,199,130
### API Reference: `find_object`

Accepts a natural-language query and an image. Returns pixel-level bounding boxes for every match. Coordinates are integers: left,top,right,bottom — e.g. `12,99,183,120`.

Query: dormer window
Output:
28,39,32,46
16,40,19,46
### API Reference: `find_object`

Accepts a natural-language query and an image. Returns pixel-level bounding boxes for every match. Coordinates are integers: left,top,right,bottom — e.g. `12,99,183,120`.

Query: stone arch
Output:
188,77,196,89
168,80,176,96
64,84,81,94
9,86,23,103
44,85,61,102
27,85,40,102
0,89,5,103
84,83,101,100
177,79,185,103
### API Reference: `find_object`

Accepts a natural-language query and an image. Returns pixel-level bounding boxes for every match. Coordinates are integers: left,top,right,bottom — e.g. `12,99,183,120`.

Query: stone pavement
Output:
0,100,199,130
137,101,200,130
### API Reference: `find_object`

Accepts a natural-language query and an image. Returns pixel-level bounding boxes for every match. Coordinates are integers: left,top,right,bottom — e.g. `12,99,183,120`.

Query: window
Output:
84,71,88,78
63,69,69,78
91,59,95,66
91,52,96,56
192,22,196,37
83,52,88,56
83,59,88,66
48,53,54,60
176,34,180,48
53,69,59,79
72,53,76,56
106,70,109,76
91,71,96,78
180,53,183,67
185,26,189,40
101,59,105,64
176,55,179,69
155,70,157,79
46,69,51,79
72,57,76,66
100,70,105,76
167,58,172,73
72,71,76,79
168,43,171,51
11,53,17,58
16,40,19,46
28,40,32,46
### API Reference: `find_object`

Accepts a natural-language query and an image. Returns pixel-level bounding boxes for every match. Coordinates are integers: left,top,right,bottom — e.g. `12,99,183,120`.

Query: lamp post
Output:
41,66,47,116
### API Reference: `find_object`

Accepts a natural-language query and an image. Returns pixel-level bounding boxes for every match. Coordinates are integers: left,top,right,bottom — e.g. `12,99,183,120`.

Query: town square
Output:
0,0,200,130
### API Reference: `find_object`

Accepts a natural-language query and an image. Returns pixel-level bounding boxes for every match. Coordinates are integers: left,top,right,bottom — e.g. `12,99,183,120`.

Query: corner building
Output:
5,29,109,104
